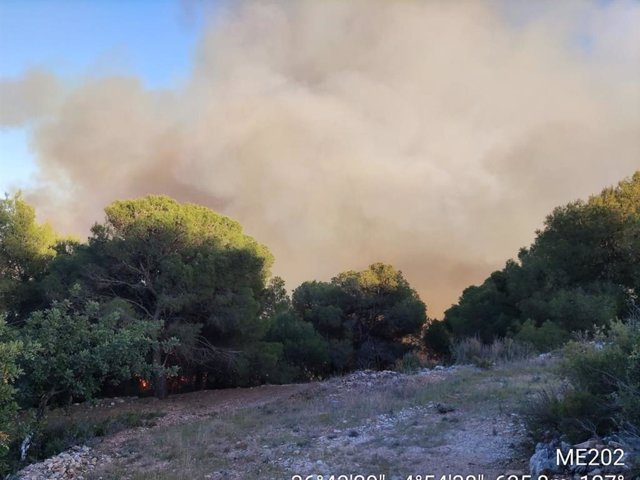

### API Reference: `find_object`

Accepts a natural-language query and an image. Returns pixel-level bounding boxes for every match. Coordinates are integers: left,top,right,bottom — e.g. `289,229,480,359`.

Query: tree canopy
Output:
436,171,640,350
0,193,434,474
292,263,427,370
4,172,636,476
0,194,58,322
55,195,273,398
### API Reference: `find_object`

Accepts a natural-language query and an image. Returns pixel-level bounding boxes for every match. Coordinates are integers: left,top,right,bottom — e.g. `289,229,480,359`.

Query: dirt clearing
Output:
19,357,558,480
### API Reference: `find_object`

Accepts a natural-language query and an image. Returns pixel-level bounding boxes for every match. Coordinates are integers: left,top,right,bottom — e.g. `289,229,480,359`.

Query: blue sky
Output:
0,0,211,193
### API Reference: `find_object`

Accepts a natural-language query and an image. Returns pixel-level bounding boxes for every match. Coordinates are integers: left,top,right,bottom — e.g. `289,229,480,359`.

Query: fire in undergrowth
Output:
137,377,151,392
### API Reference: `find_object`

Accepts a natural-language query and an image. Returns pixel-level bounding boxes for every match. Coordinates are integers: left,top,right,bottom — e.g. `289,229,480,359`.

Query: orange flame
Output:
137,377,151,391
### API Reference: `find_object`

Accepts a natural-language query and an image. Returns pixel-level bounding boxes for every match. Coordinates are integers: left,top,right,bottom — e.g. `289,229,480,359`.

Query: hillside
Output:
17,356,558,480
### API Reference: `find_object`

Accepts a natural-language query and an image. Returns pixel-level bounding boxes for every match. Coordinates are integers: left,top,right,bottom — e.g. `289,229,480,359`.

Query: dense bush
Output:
523,314,640,443
524,388,612,443
265,311,330,379
514,319,568,352
0,193,431,473
221,342,284,387
18,296,157,414
44,195,274,398
422,319,452,357
292,263,426,371
441,172,639,345
0,318,26,473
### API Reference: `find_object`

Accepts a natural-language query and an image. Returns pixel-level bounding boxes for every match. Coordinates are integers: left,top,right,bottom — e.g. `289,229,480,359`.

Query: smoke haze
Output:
2,0,639,316
0,69,59,126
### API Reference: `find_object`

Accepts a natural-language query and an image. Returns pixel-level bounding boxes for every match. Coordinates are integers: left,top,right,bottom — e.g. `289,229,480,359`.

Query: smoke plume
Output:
0,69,59,126
4,0,640,316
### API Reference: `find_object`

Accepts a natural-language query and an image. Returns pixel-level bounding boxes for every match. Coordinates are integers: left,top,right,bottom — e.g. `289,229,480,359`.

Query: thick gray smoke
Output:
3,0,639,316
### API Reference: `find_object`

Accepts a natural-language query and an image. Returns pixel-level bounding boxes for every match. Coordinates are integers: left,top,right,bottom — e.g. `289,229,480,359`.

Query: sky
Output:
0,0,209,190
0,0,638,317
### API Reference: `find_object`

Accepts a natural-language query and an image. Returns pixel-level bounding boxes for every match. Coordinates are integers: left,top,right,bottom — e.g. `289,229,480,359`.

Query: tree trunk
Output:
21,388,55,462
36,390,52,423
152,344,168,399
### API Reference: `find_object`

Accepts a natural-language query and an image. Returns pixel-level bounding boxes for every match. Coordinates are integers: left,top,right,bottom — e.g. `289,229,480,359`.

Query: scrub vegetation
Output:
1,171,638,476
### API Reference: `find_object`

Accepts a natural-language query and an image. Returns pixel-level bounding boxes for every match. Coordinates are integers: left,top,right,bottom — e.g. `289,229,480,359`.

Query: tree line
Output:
425,171,640,353
1,170,638,471
0,194,427,469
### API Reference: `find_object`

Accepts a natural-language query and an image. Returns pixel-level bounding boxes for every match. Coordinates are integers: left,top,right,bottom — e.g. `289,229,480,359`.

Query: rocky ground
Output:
15,359,563,480
15,446,110,480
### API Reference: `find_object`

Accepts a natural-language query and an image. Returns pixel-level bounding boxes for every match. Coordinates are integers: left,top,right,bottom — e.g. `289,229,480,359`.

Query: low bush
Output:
6,410,160,472
514,319,569,352
523,313,640,444
393,351,422,373
523,387,613,443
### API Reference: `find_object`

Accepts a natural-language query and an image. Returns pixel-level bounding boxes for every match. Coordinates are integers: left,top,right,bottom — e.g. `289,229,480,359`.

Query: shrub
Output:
8,411,160,469
394,351,422,373
515,319,569,352
563,318,640,422
0,319,24,475
18,298,156,412
265,311,330,379
422,320,451,357
235,342,284,386
355,338,408,370
524,314,640,443
326,338,354,374
523,388,612,443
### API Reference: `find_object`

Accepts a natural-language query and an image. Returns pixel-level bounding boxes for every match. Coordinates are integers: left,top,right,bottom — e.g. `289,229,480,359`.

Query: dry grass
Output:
86,357,560,480
451,337,537,367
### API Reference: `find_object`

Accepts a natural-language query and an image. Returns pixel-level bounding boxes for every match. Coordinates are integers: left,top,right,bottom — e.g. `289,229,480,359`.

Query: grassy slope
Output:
85,357,559,480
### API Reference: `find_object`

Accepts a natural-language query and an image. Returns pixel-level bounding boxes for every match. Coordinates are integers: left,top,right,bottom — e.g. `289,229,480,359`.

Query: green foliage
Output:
18,297,157,412
46,195,273,397
265,311,330,380
444,171,640,344
0,318,28,473
260,276,291,319
514,319,568,352
524,388,610,443
205,341,283,388
326,338,355,373
422,319,452,357
524,315,640,443
292,281,348,340
333,263,427,342
0,193,59,322
444,265,522,342
292,263,426,371
518,286,621,334
563,318,640,426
